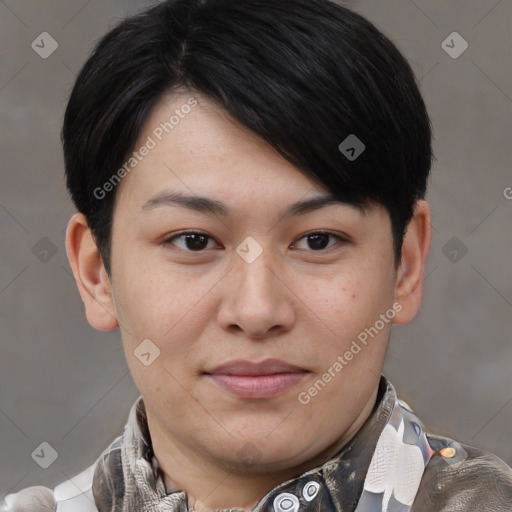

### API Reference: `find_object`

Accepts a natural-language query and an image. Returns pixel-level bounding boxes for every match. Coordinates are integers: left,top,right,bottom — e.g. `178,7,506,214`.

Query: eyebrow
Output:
141,190,363,221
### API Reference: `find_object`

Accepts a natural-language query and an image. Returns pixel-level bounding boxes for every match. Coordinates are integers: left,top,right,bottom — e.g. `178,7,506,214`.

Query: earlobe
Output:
392,200,431,325
65,212,119,331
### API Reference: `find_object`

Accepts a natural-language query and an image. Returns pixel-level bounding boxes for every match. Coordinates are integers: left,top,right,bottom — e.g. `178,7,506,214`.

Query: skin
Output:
66,90,431,511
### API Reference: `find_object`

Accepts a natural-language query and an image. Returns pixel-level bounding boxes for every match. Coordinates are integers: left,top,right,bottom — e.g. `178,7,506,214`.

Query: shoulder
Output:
412,433,512,511
1,463,98,512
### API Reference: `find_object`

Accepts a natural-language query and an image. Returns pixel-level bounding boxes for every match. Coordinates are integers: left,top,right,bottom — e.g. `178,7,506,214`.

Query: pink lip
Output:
205,359,309,399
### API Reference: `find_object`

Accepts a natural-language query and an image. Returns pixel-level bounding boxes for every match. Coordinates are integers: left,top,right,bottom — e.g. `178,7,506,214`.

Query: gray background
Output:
1,0,511,498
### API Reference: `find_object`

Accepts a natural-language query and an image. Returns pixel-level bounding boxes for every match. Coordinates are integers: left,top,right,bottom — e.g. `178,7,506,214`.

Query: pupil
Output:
185,234,207,251
308,233,329,250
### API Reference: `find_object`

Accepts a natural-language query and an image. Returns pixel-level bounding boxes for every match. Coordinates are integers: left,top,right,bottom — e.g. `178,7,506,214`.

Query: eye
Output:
163,230,347,253
293,231,346,251
163,231,218,252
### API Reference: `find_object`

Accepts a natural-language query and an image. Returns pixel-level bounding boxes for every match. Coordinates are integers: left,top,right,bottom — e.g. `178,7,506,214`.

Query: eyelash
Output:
162,230,347,253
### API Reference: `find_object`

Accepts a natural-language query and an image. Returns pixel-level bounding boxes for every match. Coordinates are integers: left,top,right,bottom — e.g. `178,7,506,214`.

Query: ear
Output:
65,212,119,331
392,200,431,324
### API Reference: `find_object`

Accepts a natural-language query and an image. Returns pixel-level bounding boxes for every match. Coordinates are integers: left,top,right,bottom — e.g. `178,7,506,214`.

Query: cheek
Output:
112,256,218,348
296,265,395,360
297,269,386,329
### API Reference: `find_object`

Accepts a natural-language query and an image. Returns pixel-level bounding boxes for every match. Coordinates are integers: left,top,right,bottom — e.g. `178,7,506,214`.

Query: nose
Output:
216,243,296,341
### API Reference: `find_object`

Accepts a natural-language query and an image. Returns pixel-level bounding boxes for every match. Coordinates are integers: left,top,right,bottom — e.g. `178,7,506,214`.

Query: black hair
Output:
62,0,434,277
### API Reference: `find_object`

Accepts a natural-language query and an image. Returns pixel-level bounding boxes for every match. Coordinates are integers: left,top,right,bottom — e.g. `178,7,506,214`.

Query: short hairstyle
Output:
62,0,434,277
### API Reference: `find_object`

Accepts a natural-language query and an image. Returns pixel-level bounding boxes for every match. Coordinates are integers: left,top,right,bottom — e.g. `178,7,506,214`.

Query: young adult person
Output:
3,0,511,510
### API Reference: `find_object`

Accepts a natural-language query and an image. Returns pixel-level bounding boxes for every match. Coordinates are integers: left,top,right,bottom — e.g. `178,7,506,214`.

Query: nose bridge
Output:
217,235,294,338
234,236,281,303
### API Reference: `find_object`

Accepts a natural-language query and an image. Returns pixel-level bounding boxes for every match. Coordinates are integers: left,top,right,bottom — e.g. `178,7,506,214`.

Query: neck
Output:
149,387,378,511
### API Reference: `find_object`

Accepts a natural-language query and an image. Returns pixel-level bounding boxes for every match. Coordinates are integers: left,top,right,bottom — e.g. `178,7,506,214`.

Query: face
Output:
99,90,403,473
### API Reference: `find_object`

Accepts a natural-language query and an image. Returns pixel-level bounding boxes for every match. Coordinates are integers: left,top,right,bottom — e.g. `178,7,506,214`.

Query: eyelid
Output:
166,229,210,239
162,229,349,252
162,230,218,246
292,230,349,251
294,229,350,243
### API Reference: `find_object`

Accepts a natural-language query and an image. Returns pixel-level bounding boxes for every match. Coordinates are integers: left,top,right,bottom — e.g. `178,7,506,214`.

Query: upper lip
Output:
205,358,308,376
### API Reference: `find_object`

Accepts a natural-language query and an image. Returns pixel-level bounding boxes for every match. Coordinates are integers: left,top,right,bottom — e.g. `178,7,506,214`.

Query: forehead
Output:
113,90,331,208
109,90,387,231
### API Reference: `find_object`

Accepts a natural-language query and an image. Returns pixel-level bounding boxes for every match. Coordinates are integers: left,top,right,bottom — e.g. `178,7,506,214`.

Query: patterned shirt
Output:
2,376,511,511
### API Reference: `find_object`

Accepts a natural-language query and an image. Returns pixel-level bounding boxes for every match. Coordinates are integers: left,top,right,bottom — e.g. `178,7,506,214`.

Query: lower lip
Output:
208,372,308,399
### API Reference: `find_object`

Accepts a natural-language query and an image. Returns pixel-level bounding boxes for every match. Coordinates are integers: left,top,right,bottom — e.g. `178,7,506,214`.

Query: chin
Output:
212,432,318,471
217,447,310,475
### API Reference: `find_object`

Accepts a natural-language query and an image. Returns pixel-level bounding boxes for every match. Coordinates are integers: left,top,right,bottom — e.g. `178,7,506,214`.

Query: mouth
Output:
204,359,310,399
